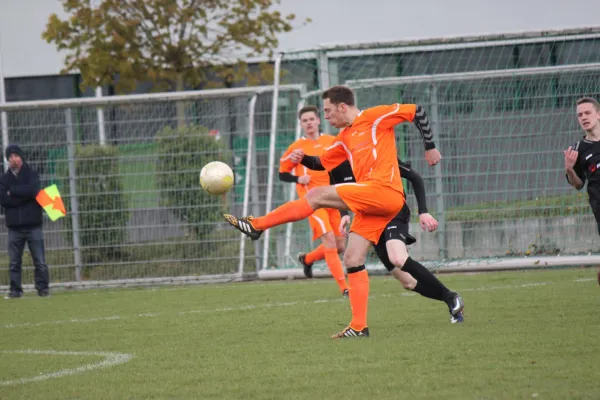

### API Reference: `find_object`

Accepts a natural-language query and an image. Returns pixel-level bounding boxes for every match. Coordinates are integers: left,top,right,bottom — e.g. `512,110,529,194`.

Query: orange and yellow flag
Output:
36,184,66,222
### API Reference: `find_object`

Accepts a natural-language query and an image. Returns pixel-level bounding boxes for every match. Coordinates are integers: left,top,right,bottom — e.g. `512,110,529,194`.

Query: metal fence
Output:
4,28,600,288
0,84,305,287
262,63,600,278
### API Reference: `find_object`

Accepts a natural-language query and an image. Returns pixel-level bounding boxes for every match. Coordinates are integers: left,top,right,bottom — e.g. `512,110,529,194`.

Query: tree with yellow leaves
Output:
43,0,309,93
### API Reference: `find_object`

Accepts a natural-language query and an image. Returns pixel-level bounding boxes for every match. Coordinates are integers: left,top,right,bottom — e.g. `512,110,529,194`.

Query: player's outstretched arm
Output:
412,105,441,166
412,105,435,151
299,155,326,171
289,148,325,172
399,160,438,232
376,103,440,165
398,161,428,214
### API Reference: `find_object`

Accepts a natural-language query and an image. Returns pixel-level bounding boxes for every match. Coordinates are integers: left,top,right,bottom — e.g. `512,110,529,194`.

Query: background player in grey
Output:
565,97,600,235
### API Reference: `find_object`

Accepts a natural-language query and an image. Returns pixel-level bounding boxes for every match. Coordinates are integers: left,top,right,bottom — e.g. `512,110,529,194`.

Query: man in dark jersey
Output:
565,97,600,235
301,159,465,323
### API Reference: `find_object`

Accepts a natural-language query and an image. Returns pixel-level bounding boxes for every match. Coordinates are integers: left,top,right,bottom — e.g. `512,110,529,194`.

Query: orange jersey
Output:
320,104,417,191
280,134,336,197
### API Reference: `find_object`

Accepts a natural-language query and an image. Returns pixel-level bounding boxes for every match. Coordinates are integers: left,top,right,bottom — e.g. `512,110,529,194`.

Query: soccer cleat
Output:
342,289,349,298
450,311,464,324
298,253,313,278
449,294,464,317
223,214,263,240
4,291,22,300
331,326,369,339
38,289,50,297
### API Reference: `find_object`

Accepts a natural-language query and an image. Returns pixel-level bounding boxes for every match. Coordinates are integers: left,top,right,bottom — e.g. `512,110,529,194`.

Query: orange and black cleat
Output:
223,214,263,241
331,326,370,339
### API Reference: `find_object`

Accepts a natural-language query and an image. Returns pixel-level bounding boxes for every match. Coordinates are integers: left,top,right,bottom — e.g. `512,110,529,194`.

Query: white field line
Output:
1,277,595,330
0,350,132,386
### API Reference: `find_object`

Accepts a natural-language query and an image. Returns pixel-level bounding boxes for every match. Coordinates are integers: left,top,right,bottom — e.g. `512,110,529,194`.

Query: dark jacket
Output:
0,156,43,229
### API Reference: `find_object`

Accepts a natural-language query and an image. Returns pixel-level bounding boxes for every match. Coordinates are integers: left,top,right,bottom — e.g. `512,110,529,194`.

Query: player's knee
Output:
388,251,408,269
320,232,336,248
305,186,338,209
343,251,366,269
304,186,327,208
336,241,345,254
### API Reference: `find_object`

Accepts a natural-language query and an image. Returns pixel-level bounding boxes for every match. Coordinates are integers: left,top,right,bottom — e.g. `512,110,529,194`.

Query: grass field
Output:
1,268,600,399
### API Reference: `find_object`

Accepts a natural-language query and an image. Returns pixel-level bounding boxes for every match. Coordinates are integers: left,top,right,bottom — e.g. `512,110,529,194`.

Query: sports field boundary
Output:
2,255,599,293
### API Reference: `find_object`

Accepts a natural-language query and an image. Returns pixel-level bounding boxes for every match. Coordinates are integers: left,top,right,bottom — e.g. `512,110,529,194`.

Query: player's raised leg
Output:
223,185,347,240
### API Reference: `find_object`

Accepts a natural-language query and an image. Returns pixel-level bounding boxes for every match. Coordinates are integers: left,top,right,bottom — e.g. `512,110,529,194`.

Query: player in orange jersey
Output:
224,85,441,339
279,105,349,297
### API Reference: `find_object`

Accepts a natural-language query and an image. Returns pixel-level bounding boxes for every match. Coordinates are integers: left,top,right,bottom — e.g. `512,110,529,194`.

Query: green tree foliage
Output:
155,125,232,239
42,0,309,93
58,144,130,263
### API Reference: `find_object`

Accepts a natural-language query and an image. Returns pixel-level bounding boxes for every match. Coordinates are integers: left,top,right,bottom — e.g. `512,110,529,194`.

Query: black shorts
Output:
373,204,416,272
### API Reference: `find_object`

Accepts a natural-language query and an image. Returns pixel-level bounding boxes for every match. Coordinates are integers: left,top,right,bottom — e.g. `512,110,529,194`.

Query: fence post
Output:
250,104,261,273
261,54,283,271
283,97,306,264
0,43,8,171
316,49,331,131
65,108,83,281
96,87,106,146
428,84,447,259
238,93,259,277
88,0,106,146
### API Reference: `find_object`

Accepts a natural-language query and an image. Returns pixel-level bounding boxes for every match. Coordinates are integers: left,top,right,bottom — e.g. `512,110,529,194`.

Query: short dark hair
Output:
322,86,355,106
576,97,600,111
298,105,319,119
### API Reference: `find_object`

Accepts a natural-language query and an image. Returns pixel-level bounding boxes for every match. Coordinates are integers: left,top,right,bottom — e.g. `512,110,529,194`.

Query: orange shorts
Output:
308,207,343,241
335,182,405,244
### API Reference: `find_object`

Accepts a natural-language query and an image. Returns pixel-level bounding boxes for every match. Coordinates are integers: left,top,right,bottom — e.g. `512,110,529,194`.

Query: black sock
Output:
402,257,454,304
413,281,444,301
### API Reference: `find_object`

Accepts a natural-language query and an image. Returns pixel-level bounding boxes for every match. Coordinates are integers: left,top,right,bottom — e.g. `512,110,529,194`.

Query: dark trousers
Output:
590,199,600,236
8,227,49,293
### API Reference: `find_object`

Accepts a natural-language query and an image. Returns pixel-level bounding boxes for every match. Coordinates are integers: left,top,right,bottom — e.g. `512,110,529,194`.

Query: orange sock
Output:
305,244,325,265
348,268,369,330
252,197,314,231
324,247,348,293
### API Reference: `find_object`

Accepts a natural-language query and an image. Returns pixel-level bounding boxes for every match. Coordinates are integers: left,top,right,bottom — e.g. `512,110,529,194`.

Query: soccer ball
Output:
200,161,234,195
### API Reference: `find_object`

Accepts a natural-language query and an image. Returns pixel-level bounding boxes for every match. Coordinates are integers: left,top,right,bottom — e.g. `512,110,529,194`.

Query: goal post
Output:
0,84,306,290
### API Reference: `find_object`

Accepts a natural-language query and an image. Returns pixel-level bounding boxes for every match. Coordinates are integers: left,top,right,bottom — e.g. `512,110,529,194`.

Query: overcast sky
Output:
0,0,598,77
